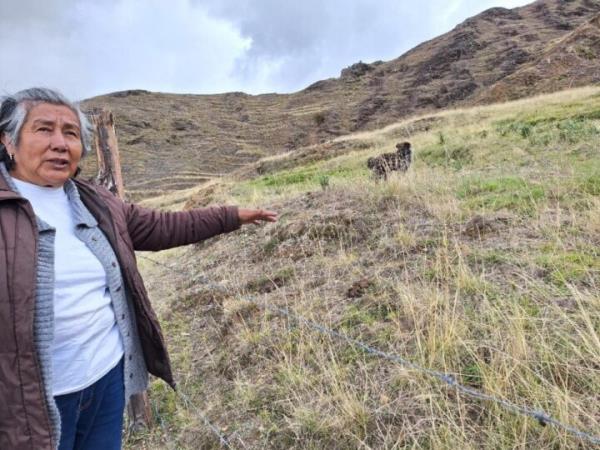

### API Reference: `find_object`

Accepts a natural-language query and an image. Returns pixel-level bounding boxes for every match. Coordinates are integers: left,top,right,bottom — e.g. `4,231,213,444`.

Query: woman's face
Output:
2,103,83,188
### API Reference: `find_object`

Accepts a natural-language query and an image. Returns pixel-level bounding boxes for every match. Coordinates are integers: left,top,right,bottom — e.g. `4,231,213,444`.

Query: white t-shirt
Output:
13,178,124,396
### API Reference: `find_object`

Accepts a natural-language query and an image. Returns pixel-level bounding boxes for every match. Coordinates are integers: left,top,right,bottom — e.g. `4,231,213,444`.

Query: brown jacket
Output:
0,174,240,450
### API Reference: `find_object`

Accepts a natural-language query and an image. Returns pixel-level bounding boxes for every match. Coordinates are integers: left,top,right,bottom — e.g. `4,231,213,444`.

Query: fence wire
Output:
176,390,234,449
239,296,600,447
139,254,600,447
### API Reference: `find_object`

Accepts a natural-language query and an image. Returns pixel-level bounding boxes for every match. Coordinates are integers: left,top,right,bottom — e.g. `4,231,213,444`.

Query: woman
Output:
0,87,277,450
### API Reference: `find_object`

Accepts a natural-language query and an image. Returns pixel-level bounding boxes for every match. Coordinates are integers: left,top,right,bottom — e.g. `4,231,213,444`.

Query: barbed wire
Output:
138,254,237,449
176,390,234,449
139,254,600,447
238,295,600,446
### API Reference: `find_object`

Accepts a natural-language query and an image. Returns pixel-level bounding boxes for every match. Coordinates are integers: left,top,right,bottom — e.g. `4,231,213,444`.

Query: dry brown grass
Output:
126,86,600,449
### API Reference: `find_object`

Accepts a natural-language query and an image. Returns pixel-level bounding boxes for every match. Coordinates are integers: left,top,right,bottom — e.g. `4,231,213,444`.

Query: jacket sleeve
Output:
123,202,241,251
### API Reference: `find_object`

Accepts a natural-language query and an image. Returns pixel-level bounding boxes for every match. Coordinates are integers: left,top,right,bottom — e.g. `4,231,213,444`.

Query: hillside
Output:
480,12,600,103
127,86,600,449
82,0,600,199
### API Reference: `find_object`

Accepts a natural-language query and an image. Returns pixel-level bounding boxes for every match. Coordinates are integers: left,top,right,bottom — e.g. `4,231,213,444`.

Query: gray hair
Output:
0,87,93,157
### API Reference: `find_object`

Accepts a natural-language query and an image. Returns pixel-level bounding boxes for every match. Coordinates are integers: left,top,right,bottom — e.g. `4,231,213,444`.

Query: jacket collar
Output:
0,162,21,201
0,163,97,228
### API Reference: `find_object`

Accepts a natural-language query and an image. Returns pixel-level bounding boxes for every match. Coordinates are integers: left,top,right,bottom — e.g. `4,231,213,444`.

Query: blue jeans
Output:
54,358,125,450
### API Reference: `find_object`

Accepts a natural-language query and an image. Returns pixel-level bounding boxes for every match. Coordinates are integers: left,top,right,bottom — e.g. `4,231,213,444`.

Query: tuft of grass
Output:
578,172,600,196
535,248,600,288
318,174,330,191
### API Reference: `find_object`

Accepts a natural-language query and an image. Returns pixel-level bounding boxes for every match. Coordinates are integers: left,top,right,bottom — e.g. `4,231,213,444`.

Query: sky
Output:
0,0,533,100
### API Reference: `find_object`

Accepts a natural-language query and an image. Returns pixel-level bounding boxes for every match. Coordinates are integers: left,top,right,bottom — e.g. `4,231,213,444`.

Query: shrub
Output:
313,112,327,126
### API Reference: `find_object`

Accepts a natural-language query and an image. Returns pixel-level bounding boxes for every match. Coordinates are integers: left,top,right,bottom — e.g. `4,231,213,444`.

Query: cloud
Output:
0,0,533,99
194,0,533,93
0,0,249,99
194,0,431,92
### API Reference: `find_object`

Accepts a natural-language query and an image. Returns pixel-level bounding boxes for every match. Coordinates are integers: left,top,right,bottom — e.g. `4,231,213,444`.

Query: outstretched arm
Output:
125,203,277,251
238,208,278,225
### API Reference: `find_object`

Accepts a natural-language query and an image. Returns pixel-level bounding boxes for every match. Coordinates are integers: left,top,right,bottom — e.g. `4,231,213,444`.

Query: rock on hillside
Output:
83,0,600,198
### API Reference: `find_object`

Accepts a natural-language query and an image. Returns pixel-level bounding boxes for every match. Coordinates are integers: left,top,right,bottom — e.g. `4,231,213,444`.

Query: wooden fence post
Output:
88,108,153,433
89,109,125,199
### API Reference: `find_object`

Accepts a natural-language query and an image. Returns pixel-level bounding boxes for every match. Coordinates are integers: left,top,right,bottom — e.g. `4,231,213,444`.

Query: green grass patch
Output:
578,172,600,196
461,361,484,388
535,248,600,287
147,380,181,427
248,164,360,190
550,166,600,208
420,143,474,170
457,176,546,214
230,159,369,203
467,249,513,266
494,116,600,146
516,295,541,317
340,305,379,328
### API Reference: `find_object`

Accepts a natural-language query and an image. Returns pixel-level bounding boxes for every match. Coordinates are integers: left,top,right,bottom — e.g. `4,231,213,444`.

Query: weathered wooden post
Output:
89,109,125,199
88,108,153,432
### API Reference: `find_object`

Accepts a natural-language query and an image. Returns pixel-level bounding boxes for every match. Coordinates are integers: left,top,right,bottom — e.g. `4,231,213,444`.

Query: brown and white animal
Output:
367,142,412,180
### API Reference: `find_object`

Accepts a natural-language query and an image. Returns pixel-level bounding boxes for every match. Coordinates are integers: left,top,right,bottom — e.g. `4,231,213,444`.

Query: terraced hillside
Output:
82,0,600,199
127,86,600,450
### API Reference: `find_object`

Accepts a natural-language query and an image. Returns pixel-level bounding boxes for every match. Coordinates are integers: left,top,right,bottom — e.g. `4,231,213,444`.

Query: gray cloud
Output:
0,0,532,99
196,0,435,91
195,0,533,92
0,0,249,99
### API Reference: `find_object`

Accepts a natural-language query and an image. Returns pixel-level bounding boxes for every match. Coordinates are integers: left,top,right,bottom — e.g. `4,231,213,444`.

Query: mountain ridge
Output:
82,0,600,199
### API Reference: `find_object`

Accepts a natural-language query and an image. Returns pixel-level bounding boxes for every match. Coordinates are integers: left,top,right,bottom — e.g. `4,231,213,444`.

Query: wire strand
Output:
176,390,234,449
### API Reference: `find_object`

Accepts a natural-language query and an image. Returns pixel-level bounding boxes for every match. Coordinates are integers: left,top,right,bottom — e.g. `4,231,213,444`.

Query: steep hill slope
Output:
82,0,600,198
128,86,600,449
480,12,600,102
